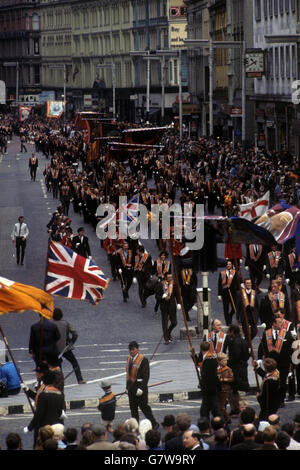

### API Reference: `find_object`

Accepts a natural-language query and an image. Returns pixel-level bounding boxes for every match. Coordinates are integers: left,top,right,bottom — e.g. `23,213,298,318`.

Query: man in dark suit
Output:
71,227,91,259
257,316,294,407
199,341,221,419
253,357,281,420
259,279,290,328
265,244,284,281
202,319,231,356
158,273,180,344
230,424,260,450
29,152,38,181
284,246,300,295
237,278,260,345
133,246,153,308
26,370,65,448
218,260,239,325
179,267,197,322
227,324,250,415
164,413,192,451
125,341,159,429
117,240,134,302
28,316,60,365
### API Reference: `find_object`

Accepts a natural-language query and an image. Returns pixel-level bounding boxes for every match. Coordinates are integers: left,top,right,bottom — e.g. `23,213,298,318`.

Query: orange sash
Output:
268,251,280,268
269,291,285,312
207,331,225,355
289,253,295,269
198,352,213,369
221,270,235,288
181,269,192,285
157,258,170,276
134,252,149,271
249,244,262,261
120,249,132,267
241,289,255,308
163,280,173,300
266,327,287,354
126,353,144,382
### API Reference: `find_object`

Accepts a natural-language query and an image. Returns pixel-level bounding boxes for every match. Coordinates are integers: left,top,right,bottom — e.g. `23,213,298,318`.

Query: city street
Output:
0,136,299,450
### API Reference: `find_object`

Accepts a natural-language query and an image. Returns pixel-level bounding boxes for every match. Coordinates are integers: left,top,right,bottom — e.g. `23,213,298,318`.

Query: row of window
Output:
0,38,39,57
266,44,297,79
255,0,296,21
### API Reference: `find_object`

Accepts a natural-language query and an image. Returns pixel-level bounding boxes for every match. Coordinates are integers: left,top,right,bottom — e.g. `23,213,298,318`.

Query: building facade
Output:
0,0,42,107
186,0,255,143
253,0,300,153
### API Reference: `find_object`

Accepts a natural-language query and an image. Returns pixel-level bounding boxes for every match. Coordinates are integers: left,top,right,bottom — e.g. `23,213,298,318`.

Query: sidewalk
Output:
0,359,258,416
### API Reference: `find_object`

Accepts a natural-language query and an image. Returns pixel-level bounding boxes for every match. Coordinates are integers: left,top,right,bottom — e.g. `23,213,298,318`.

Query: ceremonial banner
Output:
45,242,108,305
47,101,64,119
239,191,270,221
255,203,300,266
19,106,32,122
0,277,54,319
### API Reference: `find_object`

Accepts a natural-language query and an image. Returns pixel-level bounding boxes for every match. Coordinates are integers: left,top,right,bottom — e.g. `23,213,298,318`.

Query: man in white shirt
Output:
11,216,29,265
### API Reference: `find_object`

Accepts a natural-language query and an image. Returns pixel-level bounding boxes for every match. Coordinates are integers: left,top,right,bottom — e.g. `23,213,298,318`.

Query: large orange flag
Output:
0,277,54,320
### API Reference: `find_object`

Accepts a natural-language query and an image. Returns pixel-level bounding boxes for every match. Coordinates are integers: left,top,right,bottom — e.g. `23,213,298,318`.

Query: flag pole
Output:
40,237,52,363
168,239,202,389
227,220,260,390
0,324,35,413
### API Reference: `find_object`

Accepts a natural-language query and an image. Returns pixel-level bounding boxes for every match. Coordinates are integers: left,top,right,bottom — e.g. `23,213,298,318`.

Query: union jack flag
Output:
99,194,140,236
45,242,109,305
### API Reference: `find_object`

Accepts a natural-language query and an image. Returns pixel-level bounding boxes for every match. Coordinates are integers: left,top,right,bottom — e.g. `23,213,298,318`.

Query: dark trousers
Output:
121,269,133,300
16,237,26,264
241,318,258,346
30,167,37,181
200,393,221,419
278,367,289,403
52,181,59,199
128,390,157,427
109,254,118,280
161,303,177,342
222,294,236,326
62,349,83,383
20,142,27,152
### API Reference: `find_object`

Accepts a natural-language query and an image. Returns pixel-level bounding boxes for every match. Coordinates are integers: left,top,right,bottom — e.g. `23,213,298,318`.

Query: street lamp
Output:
3,61,19,107
96,63,116,121
184,39,246,148
130,49,184,138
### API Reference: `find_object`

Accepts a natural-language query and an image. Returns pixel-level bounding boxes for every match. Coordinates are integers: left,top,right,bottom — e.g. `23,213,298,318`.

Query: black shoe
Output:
287,396,295,402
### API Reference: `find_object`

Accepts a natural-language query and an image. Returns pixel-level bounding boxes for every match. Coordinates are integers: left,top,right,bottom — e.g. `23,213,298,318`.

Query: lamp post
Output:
3,61,19,108
96,63,116,121
184,39,246,147
130,49,184,138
